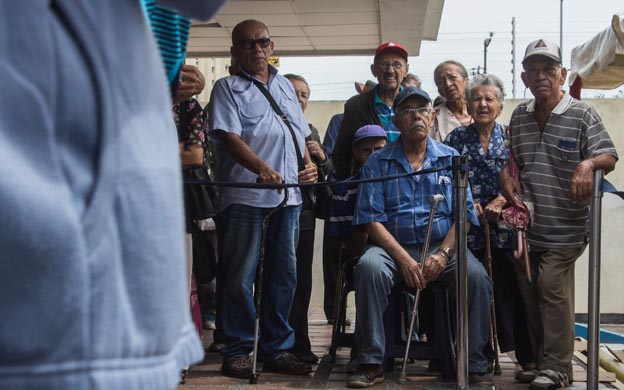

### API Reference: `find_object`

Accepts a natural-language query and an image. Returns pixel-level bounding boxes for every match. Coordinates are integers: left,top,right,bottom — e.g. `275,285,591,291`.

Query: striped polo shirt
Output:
509,92,618,249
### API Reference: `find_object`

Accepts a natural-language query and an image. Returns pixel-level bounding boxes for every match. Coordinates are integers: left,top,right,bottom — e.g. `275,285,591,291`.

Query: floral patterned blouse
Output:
445,122,512,250
173,98,208,149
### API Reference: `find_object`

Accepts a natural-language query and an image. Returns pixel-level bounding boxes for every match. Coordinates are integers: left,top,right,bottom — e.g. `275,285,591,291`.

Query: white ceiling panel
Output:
187,0,444,57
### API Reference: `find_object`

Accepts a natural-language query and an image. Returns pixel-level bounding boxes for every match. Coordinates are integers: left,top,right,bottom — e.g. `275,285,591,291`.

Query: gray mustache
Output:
410,120,426,129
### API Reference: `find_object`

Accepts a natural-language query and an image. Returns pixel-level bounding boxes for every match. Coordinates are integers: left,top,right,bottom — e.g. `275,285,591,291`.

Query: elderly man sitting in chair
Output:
347,87,493,388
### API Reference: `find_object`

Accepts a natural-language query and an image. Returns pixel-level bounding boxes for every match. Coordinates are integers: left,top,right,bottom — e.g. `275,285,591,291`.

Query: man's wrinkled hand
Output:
258,166,284,194
298,163,318,184
499,164,522,206
422,253,447,282
174,65,205,104
484,195,506,223
306,140,326,162
399,260,426,290
570,160,594,203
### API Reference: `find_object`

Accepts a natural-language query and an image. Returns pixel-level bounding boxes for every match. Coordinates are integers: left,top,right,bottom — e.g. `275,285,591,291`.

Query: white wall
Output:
307,99,624,315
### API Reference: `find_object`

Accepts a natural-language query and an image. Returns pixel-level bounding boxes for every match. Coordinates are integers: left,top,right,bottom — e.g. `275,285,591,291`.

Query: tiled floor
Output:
179,307,621,389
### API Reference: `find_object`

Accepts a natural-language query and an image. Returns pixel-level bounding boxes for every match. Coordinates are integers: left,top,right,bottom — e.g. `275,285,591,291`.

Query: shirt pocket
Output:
552,137,580,164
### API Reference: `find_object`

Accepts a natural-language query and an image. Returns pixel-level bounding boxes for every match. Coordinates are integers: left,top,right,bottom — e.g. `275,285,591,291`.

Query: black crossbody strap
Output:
247,78,306,171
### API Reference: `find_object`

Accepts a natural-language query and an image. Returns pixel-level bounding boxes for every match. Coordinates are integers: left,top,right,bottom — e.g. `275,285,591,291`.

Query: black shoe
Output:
347,364,384,388
427,358,441,372
221,355,252,379
291,349,319,364
179,367,188,384
263,351,311,375
470,372,495,386
327,317,352,326
207,341,225,353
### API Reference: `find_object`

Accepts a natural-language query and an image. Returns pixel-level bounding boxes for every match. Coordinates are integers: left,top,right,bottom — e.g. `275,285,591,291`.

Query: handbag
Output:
247,77,315,210
183,166,218,220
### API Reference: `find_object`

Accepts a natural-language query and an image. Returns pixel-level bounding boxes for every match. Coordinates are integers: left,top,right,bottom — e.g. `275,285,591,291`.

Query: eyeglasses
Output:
378,61,405,70
525,66,558,78
237,37,271,50
398,106,431,117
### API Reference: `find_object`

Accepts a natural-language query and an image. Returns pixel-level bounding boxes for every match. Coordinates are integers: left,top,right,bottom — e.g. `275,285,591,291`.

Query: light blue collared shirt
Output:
208,65,310,211
354,137,479,245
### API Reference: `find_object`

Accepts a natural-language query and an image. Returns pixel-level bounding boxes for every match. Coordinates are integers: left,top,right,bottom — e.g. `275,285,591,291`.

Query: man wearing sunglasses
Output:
208,19,317,379
500,39,618,390
332,42,410,180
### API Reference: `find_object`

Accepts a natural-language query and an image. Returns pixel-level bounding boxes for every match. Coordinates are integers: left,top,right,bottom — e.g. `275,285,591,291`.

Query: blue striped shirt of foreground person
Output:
353,137,479,245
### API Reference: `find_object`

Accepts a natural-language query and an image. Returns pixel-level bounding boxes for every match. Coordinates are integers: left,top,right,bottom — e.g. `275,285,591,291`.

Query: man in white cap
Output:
332,42,410,180
500,39,618,390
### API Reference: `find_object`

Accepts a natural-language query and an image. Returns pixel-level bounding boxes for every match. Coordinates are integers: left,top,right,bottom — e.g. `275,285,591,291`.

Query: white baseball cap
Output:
522,39,561,65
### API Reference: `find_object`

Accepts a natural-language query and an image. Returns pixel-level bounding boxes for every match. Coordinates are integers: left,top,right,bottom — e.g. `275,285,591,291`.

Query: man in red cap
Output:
332,42,410,180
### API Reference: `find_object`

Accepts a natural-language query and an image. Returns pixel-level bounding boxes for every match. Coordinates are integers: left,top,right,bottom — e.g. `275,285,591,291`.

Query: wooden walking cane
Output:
484,222,502,376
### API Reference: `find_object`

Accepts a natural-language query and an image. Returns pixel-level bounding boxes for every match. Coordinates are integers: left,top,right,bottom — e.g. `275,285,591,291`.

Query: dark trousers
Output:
289,228,315,353
473,247,533,365
322,223,342,320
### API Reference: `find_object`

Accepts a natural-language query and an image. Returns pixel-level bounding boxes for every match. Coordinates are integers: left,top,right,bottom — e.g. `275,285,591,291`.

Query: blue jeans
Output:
219,203,301,360
354,243,492,373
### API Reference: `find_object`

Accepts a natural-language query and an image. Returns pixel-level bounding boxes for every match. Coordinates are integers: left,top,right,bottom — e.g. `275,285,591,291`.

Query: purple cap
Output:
352,124,387,146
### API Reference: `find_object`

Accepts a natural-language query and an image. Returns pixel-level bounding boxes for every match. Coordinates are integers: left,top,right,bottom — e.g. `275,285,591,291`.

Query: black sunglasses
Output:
237,37,271,50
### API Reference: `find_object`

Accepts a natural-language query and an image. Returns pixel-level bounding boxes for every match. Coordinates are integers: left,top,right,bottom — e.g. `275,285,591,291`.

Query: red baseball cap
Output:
375,42,408,60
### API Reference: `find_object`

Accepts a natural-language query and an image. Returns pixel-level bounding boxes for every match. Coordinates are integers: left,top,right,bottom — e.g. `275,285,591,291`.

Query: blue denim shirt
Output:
208,65,310,211
445,122,512,250
354,137,479,245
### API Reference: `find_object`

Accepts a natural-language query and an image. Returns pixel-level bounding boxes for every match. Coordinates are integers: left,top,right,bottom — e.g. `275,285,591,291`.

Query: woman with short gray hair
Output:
445,73,536,380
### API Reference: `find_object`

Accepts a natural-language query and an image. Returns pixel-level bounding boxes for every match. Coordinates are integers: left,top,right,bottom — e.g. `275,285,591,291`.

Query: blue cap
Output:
352,124,387,146
392,86,432,111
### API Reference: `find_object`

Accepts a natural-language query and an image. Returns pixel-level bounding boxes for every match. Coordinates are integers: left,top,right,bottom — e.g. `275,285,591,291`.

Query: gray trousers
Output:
516,246,585,378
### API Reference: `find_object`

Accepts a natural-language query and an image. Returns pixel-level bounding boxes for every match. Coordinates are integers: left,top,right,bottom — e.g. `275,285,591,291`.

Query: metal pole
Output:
512,17,516,98
560,0,564,64
587,169,604,390
453,156,469,390
484,32,493,74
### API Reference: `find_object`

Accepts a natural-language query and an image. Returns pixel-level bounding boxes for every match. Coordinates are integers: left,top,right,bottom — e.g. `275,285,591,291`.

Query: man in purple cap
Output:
332,42,410,180
347,87,492,388
500,39,618,390
328,125,387,257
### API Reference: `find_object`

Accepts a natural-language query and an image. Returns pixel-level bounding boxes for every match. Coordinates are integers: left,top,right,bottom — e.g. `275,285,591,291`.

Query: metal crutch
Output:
249,190,289,384
398,194,445,384
484,222,502,375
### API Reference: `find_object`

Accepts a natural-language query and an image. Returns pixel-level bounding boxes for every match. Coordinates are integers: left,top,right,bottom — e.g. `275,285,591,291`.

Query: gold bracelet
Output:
307,162,318,170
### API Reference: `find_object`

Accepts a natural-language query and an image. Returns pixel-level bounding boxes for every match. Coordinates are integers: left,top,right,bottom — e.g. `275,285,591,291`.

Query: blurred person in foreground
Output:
0,1,225,389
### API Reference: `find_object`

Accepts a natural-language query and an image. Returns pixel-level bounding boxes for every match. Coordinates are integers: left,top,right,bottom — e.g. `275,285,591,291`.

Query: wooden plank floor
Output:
179,307,621,389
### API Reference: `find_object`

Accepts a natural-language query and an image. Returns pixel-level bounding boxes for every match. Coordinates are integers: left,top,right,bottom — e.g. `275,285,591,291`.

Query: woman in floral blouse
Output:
445,74,535,378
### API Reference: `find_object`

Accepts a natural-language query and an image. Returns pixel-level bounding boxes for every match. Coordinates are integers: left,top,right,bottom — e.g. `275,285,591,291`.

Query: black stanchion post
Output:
453,156,469,390
587,169,604,390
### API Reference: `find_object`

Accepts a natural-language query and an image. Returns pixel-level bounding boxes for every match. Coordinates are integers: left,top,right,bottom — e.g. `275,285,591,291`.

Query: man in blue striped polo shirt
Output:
500,39,618,390
346,87,493,388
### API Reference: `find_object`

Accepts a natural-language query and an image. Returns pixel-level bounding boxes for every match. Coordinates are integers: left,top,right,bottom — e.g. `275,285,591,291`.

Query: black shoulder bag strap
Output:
246,77,306,171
